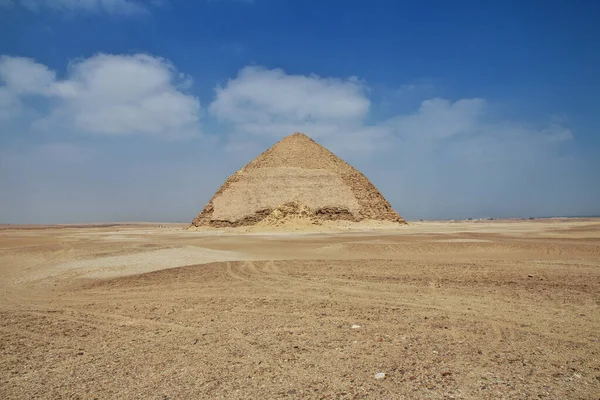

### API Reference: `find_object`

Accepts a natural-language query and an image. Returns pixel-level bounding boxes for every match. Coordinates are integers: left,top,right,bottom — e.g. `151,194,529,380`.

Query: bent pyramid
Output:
192,132,406,227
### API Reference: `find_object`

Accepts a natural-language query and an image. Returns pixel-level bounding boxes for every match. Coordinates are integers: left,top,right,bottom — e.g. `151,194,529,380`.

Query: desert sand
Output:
1,219,599,399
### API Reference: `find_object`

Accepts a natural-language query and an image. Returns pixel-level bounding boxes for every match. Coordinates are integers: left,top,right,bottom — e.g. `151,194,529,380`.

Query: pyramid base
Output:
191,201,406,229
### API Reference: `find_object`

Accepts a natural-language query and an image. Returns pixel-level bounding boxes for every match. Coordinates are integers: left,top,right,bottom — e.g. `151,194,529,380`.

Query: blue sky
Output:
0,0,599,223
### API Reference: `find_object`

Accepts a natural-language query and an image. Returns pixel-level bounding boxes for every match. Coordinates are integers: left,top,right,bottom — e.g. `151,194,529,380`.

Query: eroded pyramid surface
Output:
192,132,406,227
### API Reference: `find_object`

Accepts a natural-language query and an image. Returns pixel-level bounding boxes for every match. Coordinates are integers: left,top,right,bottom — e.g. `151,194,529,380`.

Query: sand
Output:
1,219,599,399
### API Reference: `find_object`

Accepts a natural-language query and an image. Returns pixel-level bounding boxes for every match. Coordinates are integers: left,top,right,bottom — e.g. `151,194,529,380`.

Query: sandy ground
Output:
0,219,599,399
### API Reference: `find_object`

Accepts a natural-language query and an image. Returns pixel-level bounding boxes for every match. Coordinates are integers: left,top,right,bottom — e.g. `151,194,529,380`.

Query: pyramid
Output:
192,132,406,227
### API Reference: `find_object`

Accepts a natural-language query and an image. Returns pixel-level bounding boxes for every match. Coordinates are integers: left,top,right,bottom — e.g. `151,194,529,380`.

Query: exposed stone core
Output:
192,132,406,227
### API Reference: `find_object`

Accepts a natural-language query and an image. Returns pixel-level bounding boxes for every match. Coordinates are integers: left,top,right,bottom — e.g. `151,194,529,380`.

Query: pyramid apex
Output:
285,132,311,139
275,132,316,146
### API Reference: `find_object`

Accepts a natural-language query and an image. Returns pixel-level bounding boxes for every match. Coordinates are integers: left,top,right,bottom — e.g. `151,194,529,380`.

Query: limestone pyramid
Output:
192,132,406,227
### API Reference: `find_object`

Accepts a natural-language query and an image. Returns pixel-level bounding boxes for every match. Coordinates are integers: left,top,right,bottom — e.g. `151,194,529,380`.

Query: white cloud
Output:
0,55,56,94
0,56,56,119
0,54,201,137
540,124,573,142
0,87,20,119
388,97,486,139
385,98,574,148
0,0,164,15
0,55,55,120
210,66,370,138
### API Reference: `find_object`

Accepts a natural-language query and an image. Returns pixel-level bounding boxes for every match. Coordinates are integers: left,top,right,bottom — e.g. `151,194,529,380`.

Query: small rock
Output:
375,372,386,380
351,324,361,329
528,274,534,278
573,373,582,379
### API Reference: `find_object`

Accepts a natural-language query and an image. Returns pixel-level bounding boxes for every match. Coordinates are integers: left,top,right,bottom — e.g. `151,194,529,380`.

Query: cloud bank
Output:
0,53,595,223
211,66,572,155
0,54,201,137
0,0,164,15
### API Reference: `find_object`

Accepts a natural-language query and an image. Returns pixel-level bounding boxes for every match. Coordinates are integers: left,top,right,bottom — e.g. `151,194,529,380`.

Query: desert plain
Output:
1,219,599,399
